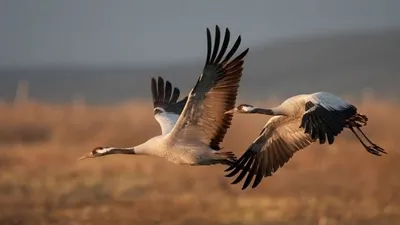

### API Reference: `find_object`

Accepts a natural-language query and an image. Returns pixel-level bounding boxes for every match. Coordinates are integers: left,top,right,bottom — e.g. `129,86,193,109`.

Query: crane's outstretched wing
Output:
151,76,188,135
168,25,249,150
300,92,357,144
225,116,315,190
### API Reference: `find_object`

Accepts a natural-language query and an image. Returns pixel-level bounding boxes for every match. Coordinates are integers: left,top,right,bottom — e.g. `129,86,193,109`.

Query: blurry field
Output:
0,93,399,225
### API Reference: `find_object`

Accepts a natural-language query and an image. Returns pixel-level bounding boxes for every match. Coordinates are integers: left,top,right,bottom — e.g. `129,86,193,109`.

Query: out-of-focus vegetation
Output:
0,92,398,225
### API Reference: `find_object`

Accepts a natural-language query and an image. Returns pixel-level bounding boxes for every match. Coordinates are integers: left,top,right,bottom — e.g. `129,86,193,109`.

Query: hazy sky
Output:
1,0,399,68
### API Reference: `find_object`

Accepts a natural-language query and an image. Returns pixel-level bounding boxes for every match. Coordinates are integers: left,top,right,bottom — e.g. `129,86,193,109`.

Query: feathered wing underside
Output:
169,25,249,150
151,77,188,135
225,116,315,190
300,92,357,144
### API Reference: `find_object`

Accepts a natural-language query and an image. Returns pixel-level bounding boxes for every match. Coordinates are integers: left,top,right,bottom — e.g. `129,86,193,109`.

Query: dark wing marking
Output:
300,101,357,145
151,76,188,115
151,76,188,135
169,25,249,150
225,116,315,190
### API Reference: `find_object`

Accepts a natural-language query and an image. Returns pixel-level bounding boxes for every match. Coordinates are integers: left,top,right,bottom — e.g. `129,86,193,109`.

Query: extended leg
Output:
348,126,386,156
355,126,387,154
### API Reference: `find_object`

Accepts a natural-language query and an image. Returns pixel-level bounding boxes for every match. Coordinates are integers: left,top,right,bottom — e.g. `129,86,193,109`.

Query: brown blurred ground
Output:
0,93,399,225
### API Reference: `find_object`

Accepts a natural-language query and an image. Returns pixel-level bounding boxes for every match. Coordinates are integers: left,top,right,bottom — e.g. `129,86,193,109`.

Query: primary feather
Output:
168,26,249,151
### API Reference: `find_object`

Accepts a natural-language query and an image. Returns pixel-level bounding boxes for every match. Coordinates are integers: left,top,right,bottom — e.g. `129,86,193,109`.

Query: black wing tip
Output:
243,48,250,55
151,76,167,85
151,77,158,104
206,27,212,39
152,76,183,104
224,165,235,172
232,176,262,190
233,48,250,62
235,35,242,45
243,179,263,190
251,181,261,189
224,144,272,190
301,104,355,143
208,25,220,31
173,87,180,95
223,28,231,42
209,25,222,63
224,152,255,186
205,25,246,65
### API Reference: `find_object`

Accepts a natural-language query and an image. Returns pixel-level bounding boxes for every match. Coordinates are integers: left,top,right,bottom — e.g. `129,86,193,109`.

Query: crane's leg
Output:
354,126,387,154
345,113,387,155
347,124,387,156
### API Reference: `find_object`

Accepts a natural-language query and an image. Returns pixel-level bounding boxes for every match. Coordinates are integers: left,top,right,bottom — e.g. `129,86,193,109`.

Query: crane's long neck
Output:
252,106,288,116
100,144,148,156
103,147,136,155
253,108,275,115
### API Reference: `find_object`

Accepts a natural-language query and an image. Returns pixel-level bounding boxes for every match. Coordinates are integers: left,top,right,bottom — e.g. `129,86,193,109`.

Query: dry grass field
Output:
0,93,399,225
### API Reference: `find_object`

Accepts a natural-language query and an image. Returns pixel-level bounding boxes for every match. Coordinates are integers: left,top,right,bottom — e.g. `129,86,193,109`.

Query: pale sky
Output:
1,0,399,68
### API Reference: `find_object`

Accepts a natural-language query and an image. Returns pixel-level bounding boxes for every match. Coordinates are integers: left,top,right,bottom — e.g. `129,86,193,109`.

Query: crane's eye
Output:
239,104,252,109
238,104,247,110
92,146,104,154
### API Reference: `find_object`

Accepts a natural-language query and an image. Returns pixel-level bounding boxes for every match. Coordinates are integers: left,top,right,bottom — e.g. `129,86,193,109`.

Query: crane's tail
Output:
346,113,368,128
214,151,237,166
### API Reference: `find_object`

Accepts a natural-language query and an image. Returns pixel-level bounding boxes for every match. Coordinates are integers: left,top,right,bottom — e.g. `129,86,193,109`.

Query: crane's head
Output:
225,104,256,114
77,146,113,161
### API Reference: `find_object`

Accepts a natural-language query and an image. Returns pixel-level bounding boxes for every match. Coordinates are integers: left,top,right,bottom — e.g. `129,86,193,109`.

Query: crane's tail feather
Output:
214,151,237,166
346,113,368,128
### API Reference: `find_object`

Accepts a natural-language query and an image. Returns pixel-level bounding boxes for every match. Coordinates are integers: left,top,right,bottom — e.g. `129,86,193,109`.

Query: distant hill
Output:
1,29,399,104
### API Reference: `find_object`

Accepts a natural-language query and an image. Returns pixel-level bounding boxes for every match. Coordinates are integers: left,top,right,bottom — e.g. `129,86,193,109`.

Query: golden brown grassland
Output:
0,93,399,225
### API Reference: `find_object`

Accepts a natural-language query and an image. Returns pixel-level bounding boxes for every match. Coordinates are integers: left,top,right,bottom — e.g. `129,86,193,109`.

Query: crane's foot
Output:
365,144,387,156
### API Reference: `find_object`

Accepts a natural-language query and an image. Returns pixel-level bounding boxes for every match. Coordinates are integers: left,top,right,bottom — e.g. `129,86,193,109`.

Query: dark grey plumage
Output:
301,101,357,144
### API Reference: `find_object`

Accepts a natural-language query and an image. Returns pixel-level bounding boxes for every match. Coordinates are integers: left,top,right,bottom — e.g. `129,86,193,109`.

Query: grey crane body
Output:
224,91,387,190
99,135,222,165
144,135,231,166
77,25,249,167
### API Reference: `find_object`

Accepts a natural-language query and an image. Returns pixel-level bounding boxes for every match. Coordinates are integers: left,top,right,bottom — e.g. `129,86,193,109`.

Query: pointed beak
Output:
77,152,95,161
224,108,236,115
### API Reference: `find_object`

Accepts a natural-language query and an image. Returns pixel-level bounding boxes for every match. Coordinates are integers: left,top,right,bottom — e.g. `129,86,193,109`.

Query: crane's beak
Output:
224,108,236,115
77,152,95,161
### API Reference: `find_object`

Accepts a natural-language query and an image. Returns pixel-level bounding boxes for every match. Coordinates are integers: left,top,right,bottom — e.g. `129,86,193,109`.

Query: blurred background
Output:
0,1,400,224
